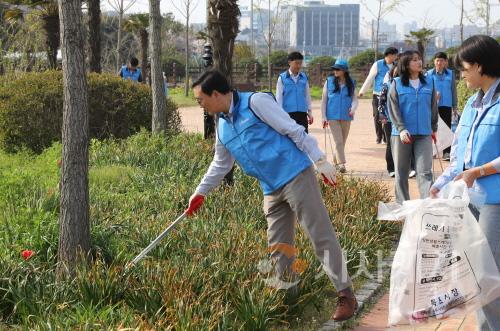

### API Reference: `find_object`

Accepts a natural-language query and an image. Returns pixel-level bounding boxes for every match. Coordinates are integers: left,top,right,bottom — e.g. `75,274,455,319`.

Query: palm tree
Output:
206,0,240,83
123,13,149,83
405,28,435,61
4,0,59,69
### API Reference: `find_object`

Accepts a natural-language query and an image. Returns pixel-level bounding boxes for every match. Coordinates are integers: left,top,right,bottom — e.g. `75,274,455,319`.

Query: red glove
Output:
431,132,437,143
186,194,205,216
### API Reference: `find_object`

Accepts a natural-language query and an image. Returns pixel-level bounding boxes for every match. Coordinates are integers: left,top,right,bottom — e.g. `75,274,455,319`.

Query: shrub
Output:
308,55,336,69
456,79,477,113
0,71,181,153
349,49,383,71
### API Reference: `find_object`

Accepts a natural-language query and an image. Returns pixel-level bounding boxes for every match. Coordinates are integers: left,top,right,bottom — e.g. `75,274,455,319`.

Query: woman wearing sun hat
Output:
321,59,358,173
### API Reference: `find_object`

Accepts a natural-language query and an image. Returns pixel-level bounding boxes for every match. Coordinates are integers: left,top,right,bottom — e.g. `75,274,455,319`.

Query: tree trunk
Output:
459,0,464,43
57,0,90,277
207,0,239,84
42,14,60,69
267,0,271,90
184,11,189,97
88,0,101,73
149,0,166,133
116,0,124,72
375,0,382,62
140,29,148,83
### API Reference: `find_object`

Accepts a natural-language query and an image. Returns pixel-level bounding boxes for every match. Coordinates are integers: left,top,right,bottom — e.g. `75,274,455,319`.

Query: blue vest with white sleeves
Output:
280,71,309,113
454,86,500,204
374,59,390,94
217,91,312,195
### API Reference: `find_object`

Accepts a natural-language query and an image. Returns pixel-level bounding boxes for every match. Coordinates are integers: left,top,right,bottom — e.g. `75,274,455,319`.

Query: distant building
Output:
274,1,360,57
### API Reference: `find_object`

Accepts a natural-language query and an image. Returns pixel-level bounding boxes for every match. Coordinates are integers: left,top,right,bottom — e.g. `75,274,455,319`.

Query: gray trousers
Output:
391,135,433,203
476,204,500,331
263,166,352,291
328,120,351,165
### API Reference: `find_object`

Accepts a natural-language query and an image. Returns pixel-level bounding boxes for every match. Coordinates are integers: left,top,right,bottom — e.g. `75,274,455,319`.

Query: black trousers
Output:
372,95,384,142
383,122,394,173
438,106,452,155
288,111,309,133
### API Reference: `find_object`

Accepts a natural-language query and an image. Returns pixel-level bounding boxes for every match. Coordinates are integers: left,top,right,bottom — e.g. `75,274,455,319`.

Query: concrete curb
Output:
319,249,396,331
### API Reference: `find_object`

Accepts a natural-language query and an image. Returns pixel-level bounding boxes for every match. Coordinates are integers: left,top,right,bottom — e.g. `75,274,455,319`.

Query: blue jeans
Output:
476,204,500,331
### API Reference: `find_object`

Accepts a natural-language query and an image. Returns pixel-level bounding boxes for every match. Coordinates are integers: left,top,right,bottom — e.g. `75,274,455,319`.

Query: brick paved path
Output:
178,98,477,331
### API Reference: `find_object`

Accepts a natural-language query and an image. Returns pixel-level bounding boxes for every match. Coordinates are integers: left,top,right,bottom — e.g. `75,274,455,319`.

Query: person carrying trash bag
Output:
321,59,358,173
186,70,357,321
388,50,439,203
430,35,500,331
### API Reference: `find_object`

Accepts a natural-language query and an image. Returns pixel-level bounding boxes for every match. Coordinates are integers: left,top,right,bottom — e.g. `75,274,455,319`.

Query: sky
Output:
108,0,500,34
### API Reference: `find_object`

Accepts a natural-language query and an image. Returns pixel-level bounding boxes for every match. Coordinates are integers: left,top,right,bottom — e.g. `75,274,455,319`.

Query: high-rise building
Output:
275,1,360,56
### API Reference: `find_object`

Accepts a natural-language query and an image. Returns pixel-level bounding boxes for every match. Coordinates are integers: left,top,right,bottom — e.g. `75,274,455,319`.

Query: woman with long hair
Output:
430,35,500,330
388,50,438,202
321,59,358,173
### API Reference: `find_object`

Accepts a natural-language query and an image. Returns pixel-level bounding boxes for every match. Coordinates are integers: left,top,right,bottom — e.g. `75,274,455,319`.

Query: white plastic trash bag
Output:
433,116,454,157
378,180,500,326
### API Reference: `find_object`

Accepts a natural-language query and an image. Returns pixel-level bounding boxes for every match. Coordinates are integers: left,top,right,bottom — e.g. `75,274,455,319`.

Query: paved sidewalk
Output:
178,98,476,331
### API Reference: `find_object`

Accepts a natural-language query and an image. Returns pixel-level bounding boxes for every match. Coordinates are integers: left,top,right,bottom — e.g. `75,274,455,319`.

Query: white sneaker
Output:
409,170,416,178
389,171,395,178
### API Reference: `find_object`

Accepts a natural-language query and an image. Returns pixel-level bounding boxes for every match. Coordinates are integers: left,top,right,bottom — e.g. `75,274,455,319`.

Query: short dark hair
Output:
287,51,304,61
384,47,398,57
433,52,448,60
130,57,139,67
454,35,500,77
191,70,231,95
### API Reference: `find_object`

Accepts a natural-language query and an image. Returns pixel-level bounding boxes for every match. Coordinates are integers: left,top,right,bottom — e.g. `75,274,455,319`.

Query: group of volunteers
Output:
182,35,499,329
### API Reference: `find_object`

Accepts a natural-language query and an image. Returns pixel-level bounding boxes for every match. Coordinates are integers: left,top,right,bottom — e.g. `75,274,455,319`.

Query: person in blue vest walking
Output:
388,50,438,203
321,59,358,173
359,47,399,144
186,70,358,321
427,52,458,160
430,35,500,331
276,52,313,132
119,57,143,83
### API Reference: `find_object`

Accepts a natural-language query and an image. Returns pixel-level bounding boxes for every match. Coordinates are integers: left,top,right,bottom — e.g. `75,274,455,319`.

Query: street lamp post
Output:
202,42,215,139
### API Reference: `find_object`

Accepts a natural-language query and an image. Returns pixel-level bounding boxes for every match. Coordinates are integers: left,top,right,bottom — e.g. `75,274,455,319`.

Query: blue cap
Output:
331,59,349,71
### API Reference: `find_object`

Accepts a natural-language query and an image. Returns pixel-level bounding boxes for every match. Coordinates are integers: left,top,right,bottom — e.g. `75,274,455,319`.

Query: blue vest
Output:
326,76,355,121
374,59,390,94
280,71,309,113
391,77,434,136
428,68,454,108
217,92,312,195
454,91,500,204
121,65,141,82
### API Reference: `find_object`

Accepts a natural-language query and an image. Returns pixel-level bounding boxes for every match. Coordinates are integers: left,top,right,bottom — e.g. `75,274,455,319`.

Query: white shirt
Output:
275,69,313,114
320,79,359,121
195,92,324,196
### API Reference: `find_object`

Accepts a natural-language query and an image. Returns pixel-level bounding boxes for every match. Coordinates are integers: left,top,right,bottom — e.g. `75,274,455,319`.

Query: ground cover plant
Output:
0,131,399,329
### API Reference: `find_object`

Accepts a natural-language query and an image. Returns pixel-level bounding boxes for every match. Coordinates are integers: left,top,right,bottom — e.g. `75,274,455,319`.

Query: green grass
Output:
168,86,198,107
0,131,398,329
